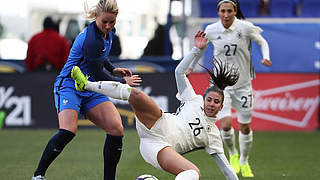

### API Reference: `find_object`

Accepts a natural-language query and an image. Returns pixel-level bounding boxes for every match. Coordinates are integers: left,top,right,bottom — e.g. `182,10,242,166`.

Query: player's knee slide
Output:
175,169,200,180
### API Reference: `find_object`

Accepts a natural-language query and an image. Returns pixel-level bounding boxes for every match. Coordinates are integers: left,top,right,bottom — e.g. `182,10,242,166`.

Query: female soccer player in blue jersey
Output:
71,31,240,180
31,1,141,180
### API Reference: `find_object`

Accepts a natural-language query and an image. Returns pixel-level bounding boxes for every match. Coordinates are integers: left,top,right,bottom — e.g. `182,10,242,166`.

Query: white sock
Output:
221,128,238,155
85,81,132,100
175,170,199,180
239,130,253,165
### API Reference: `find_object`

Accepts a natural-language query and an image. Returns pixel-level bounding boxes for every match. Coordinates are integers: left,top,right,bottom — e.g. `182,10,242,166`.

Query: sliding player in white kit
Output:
186,0,272,178
71,30,239,180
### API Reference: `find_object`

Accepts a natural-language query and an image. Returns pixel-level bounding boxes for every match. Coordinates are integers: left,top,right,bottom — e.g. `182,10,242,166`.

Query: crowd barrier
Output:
202,21,320,73
0,72,318,131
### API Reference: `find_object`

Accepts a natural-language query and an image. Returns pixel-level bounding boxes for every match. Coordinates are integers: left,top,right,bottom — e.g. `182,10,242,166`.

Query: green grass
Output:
1,129,320,180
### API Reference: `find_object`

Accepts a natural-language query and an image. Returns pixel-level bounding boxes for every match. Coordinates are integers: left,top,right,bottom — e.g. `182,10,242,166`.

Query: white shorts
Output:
136,113,171,170
217,85,253,124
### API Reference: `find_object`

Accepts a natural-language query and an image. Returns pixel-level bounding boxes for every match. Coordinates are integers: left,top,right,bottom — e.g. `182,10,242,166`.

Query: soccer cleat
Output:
71,66,89,91
32,175,47,180
229,153,240,174
240,162,254,177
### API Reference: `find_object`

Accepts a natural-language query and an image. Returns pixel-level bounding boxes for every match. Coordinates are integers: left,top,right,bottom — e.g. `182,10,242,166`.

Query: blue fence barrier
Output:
203,22,320,73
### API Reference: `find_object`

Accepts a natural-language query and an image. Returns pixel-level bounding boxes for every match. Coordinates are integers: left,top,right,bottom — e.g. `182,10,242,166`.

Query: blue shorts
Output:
54,78,110,116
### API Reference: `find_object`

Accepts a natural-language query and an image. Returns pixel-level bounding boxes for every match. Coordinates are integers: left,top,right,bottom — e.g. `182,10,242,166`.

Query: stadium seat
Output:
199,0,219,17
238,0,260,17
269,0,298,17
301,0,320,17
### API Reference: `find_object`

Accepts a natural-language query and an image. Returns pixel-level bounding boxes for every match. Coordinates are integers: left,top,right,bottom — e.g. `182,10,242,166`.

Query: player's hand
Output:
185,68,193,77
194,30,208,50
124,75,142,86
113,68,132,77
261,59,272,67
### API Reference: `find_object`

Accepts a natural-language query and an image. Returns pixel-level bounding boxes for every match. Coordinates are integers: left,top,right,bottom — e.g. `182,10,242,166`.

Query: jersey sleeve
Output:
246,22,270,60
175,47,201,101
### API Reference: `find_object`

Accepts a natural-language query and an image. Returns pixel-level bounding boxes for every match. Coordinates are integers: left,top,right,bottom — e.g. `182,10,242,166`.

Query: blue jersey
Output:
53,21,115,114
56,21,115,86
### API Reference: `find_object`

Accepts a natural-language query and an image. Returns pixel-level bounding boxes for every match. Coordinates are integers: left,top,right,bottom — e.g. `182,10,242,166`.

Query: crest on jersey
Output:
206,125,211,132
237,32,242,39
216,36,222,40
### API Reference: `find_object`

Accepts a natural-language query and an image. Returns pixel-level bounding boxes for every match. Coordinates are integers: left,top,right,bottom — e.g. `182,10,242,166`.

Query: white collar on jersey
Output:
205,115,218,123
218,17,238,32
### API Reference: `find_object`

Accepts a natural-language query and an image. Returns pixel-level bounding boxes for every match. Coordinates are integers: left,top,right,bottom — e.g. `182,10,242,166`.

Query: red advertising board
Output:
189,73,320,131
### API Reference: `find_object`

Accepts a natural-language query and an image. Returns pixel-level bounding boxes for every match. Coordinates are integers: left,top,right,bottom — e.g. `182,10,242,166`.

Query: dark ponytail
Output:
233,0,245,19
201,58,239,103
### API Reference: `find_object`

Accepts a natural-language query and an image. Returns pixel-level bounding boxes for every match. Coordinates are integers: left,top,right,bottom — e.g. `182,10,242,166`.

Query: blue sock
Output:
104,134,123,180
34,129,75,176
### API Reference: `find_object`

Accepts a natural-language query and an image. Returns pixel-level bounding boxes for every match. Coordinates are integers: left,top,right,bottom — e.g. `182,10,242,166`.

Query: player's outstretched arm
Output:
211,153,239,180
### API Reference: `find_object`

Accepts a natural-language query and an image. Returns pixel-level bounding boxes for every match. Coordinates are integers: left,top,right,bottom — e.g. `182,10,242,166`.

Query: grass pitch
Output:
1,128,319,180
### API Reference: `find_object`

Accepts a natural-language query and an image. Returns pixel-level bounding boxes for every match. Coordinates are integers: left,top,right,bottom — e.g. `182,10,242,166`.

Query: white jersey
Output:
136,47,223,169
136,86,223,155
193,18,270,89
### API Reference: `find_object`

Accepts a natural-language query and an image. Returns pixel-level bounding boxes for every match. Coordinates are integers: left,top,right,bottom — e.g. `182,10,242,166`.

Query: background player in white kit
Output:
186,0,272,177
71,30,239,180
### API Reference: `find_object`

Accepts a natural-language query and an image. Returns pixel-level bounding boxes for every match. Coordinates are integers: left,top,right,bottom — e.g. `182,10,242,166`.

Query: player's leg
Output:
32,87,79,179
33,110,77,178
71,66,162,129
235,86,254,177
238,122,253,177
86,98,123,180
85,81,162,129
212,153,239,180
157,147,200,180
128,88,162,129
218,90,240,173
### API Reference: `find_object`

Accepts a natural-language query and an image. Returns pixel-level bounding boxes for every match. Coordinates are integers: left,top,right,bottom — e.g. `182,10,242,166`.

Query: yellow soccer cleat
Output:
230,153,240,174
240,162,254,177
71,66,89,91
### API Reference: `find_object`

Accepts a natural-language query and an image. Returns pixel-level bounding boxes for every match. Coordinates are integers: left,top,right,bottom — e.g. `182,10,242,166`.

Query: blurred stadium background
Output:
0,0,319,179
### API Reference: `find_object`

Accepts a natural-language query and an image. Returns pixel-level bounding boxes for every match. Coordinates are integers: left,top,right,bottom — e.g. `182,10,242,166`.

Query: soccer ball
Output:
136,174,159,180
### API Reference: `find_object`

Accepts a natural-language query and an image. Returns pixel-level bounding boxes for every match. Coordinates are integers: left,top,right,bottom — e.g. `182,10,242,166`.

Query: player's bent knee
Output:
129,88,145,102
220,121,232,131
106,124,124,136
239,124,250,134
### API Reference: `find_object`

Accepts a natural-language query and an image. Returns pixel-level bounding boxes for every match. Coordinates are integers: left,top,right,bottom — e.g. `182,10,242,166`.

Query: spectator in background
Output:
0,22,3,38
25,16,70,72
65,19,81,46
142,23,173,57
259,0,269,16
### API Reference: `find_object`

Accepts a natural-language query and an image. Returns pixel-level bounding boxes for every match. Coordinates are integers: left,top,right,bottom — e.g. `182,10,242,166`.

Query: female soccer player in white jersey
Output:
186,0,272,177
71,30,240,180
